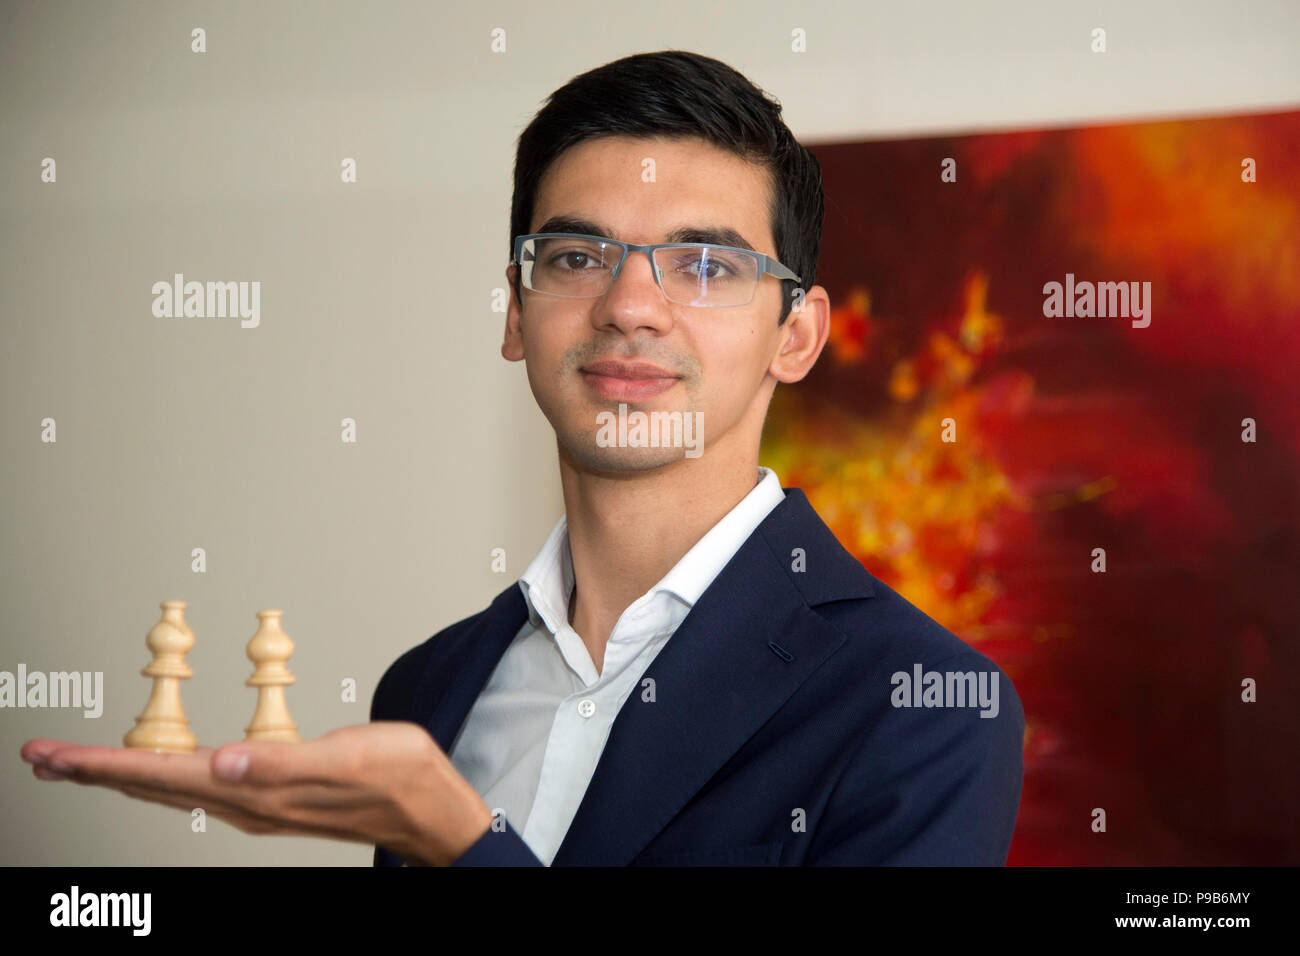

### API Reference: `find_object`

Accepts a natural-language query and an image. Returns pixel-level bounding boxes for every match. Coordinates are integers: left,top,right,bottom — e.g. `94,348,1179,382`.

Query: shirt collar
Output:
518,467,786,634
517,513,575,633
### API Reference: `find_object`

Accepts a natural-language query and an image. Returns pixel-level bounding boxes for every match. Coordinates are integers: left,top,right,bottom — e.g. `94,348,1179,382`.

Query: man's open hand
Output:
19,722,495,866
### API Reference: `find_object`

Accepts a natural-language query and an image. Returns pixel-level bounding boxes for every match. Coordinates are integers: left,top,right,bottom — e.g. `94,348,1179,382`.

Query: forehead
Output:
530,135,776,253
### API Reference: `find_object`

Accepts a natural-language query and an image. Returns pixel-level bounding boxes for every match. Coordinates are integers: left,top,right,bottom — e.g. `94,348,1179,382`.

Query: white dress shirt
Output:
447,466,786,865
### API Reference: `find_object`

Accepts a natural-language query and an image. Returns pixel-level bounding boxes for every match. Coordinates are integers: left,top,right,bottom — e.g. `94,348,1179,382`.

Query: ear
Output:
502,264,525,362
769,285,831,383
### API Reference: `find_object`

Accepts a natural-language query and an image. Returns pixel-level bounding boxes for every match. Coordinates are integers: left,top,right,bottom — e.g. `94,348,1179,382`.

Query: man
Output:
22,50,1022,869
369,49,1025,866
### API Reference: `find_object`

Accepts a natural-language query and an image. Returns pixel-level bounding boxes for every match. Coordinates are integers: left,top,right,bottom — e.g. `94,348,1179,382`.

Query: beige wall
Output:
2,0,1297,864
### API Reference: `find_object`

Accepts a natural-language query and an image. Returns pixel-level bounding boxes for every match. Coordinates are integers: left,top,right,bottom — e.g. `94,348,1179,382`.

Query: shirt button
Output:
577,698,596,718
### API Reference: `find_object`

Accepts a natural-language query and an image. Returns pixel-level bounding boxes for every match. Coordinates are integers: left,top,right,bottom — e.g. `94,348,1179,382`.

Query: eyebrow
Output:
533,215,758,253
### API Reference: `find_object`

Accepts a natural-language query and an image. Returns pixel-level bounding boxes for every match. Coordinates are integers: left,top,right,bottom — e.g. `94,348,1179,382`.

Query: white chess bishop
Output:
124,600,198,753
243,609,300,742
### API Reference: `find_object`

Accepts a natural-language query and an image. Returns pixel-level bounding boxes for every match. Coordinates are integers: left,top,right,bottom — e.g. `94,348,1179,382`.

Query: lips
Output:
579,359,680,402
581,359,676,380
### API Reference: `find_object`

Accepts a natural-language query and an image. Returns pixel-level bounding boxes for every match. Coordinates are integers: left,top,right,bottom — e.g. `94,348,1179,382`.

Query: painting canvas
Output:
763,111,1300,864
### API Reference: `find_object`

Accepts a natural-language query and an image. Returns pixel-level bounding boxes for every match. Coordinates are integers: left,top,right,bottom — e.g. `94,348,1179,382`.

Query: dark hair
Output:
510,50,823,325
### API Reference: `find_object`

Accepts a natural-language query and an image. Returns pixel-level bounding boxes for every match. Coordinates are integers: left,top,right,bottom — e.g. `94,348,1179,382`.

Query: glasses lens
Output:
654,245,760,307
522,236,618,298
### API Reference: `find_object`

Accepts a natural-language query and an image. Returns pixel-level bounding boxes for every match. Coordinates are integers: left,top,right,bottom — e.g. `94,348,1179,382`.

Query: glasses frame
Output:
511,232,802,308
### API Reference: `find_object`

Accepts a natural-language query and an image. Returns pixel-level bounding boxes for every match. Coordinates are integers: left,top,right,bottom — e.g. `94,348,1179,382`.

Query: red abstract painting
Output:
764,111,1300,864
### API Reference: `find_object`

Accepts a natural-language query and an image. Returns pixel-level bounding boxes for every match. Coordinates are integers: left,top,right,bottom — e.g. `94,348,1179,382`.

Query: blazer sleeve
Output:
374,819,546,867
807,652,1026,865
450,819,546,867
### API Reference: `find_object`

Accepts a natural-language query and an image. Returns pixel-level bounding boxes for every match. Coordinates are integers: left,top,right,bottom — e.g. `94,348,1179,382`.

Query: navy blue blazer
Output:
370,487,1024,866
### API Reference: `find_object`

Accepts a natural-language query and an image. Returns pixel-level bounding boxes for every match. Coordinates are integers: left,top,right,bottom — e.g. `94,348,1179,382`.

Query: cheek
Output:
693,332,770,409
519,321,565,383
521,323,588,419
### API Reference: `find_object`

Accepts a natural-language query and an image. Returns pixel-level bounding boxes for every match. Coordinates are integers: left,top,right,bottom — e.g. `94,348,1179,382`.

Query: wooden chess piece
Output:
244,609,300,742
124,600,198,753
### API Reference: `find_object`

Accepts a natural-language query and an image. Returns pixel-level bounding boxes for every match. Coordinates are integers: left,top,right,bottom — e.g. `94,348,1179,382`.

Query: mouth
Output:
579,359,681,402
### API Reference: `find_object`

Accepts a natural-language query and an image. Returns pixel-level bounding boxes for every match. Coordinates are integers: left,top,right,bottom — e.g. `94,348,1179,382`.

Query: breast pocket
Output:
632,842,785,866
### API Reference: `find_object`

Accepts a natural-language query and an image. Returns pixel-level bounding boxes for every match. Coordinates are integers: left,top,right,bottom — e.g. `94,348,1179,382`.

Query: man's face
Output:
503,134,792,474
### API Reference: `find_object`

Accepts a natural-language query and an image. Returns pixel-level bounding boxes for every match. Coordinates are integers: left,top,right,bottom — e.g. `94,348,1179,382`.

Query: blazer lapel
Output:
416,584,529,751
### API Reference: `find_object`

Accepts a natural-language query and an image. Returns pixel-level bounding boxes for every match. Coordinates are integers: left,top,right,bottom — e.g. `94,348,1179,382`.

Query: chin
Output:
560,438,695,475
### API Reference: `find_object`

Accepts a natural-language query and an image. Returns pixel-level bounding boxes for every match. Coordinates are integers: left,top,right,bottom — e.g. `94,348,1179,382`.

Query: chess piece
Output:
244,610,300,742
124,600,198,753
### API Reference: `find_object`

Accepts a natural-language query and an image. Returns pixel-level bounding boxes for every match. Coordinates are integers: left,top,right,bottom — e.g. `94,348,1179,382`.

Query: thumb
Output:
211,746,250,782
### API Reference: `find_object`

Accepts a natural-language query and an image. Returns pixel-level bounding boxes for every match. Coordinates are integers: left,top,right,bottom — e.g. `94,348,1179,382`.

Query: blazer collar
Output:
415,486,875,864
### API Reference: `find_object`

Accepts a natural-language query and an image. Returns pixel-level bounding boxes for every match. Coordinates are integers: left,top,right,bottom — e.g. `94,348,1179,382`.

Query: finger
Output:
21,738,85,764
109,773,378,832
45,745,213,780
116,782,377,845
109,780,340,838
209,741,339,788
43,745,235,806
217,731,382,787
115,781,263,818
116,783,289,835
214,722,435,788
25,740,218,766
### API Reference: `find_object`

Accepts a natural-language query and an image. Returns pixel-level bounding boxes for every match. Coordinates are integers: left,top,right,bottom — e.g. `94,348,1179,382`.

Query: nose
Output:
594,248,673,335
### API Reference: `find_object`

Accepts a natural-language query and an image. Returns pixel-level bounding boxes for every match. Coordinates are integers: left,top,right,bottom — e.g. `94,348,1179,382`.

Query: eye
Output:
670,250,742,280
555,252,593,270
544,244,607,271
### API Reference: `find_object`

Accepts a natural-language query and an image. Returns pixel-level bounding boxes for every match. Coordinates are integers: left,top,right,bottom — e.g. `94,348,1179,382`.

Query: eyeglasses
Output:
512,233,801,308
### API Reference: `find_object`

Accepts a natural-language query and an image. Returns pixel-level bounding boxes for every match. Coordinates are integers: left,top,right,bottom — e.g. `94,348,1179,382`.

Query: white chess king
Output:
124,600,198,753
244,609,300,742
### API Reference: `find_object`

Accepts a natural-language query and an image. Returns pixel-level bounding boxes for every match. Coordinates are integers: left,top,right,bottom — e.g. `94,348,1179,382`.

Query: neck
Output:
557,431,762,673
